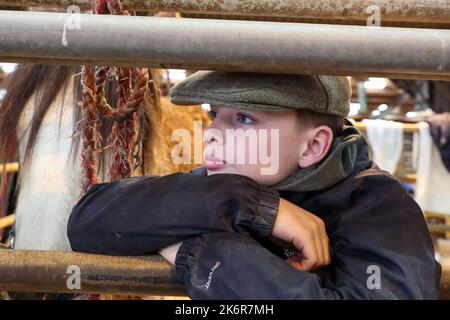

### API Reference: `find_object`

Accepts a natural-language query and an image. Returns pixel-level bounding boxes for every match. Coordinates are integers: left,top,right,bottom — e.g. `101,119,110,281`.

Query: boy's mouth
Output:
204,155,226,171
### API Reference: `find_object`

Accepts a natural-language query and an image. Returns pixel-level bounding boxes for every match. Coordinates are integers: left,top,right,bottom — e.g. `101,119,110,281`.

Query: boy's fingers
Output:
320,230,331,266
308,216,327,268
319,226,329,266
324,235,331,265
287,257,302,270
294,235,319,271
315,217,330,266
288,246,329,272
301,257,317,272
323,242,331,265
312,223,325,267
302,238,329,271
298,235,330,271
288,256,313,271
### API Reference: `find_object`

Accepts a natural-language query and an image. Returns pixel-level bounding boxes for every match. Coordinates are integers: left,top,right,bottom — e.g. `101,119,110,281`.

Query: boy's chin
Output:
206,167,239,176
206,167,283,186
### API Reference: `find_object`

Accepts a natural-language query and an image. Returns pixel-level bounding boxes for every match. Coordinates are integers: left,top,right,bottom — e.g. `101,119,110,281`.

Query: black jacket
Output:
67,137,441,299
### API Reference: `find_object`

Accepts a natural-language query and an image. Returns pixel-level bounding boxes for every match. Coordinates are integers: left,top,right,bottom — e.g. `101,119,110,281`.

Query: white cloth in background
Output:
414,122,450,215
362,119,404,174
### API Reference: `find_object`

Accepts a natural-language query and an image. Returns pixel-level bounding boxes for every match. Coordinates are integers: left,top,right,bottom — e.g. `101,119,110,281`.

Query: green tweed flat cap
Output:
169,71,351,117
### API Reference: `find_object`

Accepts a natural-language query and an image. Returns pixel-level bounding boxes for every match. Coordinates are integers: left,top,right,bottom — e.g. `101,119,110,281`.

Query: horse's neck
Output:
14,79,111,250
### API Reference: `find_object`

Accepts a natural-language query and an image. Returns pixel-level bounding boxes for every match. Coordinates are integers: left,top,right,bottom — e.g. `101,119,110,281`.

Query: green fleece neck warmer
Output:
192,123,362,192
271,123,361,192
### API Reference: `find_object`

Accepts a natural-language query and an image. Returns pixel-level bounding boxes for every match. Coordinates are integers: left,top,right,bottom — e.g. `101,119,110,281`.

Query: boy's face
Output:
204,105,311,186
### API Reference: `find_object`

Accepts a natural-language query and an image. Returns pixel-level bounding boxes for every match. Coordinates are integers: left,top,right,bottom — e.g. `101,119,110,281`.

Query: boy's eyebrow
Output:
209,105,269,120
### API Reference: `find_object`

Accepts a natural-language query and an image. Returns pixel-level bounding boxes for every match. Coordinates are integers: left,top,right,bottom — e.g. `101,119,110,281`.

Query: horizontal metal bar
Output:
3,55,450,81
428,223,450,234
441,267,450,300
0,249,186,296
1,11,449,80
0,162,19,174
0,249,449,299
1,0,449,25
0,214,15,230
353,121,420,133
179,13,450,30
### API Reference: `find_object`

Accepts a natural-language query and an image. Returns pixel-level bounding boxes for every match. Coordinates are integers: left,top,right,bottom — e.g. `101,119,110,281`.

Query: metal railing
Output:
0,0,449,27
0,249,186,296
0,249,448,299
0,11,449,80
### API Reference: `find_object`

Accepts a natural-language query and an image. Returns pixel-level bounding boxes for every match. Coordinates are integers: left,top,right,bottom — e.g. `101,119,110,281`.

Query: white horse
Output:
1,65,153,251
15,75,96,250
3,65,207,252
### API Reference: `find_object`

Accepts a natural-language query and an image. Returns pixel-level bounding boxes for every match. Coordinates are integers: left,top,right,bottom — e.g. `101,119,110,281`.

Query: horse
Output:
0,64,208,251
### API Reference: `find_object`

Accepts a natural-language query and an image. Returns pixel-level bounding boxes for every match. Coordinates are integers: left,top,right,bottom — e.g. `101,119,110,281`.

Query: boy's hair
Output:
296,109,345,137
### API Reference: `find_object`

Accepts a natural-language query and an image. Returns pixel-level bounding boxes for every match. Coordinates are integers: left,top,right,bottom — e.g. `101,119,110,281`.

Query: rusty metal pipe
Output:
0,11,449,80
0,0,449,26
0,249,449,299
441,268,450,300
0,214,15,230
0,249,186,296
0,162,19,174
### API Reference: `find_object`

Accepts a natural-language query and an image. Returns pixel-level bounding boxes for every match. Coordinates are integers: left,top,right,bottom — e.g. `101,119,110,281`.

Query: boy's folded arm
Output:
175,175,440,300
175,231,432,300
67,172,280,255
175,232,362,299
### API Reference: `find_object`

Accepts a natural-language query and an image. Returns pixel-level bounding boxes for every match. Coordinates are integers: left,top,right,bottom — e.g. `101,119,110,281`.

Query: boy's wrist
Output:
175,236,201,284
272,198,290,240
250,185,280,238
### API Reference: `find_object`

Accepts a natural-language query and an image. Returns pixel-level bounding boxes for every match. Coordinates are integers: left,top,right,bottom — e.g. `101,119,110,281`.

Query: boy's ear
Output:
298,126,334,168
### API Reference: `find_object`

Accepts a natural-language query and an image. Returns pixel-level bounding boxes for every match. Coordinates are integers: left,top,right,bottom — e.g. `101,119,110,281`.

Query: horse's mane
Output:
0,64,159,172
0,65,79,167
0,63,161,212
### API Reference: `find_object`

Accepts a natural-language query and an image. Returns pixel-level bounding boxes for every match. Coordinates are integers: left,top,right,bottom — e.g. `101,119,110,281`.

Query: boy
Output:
68,72,440,299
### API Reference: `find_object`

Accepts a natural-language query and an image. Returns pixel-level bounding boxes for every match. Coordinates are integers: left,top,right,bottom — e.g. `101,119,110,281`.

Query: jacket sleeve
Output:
67,172,279,255
175,174,441,300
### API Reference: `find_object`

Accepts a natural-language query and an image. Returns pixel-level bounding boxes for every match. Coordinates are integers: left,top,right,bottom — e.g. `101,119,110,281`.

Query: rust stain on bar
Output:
0,0,448,25
0,249,186,296
0,249,449,298
1,11,450,81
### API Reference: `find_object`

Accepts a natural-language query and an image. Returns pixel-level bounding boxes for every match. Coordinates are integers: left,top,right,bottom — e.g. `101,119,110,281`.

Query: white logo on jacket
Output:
204,261,221,289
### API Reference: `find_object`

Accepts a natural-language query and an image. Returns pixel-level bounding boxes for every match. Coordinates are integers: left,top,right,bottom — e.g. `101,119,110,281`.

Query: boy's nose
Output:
203,125,225,145
204,132,218,145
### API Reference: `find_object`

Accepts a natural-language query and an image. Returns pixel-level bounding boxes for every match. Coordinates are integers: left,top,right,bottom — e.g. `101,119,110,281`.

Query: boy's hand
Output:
272,198,331,272
159,241,183,265
158,200,331,271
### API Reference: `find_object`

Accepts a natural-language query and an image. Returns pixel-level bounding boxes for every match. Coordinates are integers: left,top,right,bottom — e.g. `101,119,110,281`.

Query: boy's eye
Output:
207,110,217,120
236,114,255,124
